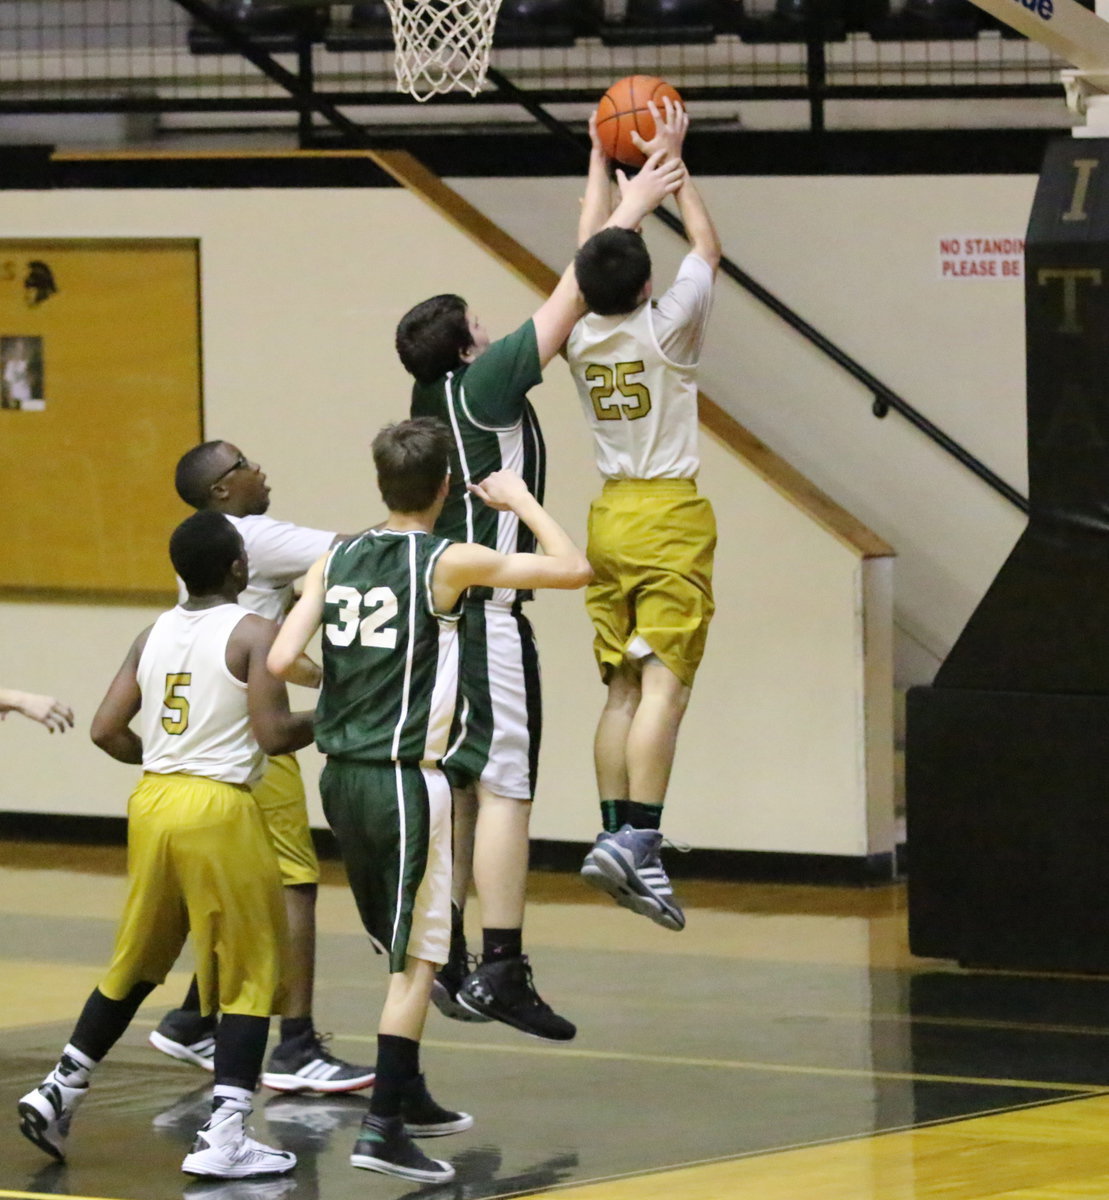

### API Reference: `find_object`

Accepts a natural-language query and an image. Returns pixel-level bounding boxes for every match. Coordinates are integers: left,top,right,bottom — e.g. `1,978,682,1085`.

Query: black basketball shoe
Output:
350,1114,454,1183
456,955,576,1042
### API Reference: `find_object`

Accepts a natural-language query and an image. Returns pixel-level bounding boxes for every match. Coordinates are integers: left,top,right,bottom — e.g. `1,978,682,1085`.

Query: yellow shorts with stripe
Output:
98,772,288,1018
252,753,320,887
585,478,716,689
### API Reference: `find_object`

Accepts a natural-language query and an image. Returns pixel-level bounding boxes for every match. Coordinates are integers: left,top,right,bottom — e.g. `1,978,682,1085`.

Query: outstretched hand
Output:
467,468,532,512
614,148,687,214
1,691,75,733
629,96,689,163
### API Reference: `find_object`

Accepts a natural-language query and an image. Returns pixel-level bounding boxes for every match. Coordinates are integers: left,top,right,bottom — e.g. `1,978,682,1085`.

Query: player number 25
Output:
162,672,191,735
585,361,652,422
325,585,399,649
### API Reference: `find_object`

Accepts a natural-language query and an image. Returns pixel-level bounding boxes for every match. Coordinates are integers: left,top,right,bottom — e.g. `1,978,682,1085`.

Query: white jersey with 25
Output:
567,251,715,481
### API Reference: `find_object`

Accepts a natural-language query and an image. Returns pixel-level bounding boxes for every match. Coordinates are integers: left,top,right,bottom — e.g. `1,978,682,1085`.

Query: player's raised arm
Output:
531,261,588,368
533,148,684,364
674,176,721,273
268,555,327,681
434,469,591,604
579,110,617,247
626,96,716,269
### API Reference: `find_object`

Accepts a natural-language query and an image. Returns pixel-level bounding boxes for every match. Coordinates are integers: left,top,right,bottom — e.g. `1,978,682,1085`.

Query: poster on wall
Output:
0,336,46,410
0,239,202,595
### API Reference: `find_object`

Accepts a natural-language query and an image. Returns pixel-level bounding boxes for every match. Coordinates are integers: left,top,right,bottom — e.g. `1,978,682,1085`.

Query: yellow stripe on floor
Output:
0,1191,127,1200
510,1094,1109,1200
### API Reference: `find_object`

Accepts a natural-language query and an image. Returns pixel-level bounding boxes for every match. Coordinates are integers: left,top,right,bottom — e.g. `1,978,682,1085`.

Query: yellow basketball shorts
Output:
252,753,320,887
585,478,716,689
98,772,288,1018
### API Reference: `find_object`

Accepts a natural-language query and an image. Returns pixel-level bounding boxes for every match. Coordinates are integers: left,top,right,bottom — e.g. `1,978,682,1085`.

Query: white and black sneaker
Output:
581,824,686,931
181,1108,296,1178
261,1031,375,1094
350,1113,454,1183
150,1008,218,1071
400,1074,473,1137
17,1072,88,1162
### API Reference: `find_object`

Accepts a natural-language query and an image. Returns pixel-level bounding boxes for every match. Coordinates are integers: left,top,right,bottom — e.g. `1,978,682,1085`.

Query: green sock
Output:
600,799,630,833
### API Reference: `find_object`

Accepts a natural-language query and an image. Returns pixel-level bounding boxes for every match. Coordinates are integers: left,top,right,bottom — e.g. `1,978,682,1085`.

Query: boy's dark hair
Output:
174,441,226,509
395,294,472,384
170,510,243,595
574,228,652,317
373,417,453,513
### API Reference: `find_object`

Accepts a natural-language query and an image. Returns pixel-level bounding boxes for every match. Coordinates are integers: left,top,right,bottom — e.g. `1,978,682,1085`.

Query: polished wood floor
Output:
4,839,1109,1200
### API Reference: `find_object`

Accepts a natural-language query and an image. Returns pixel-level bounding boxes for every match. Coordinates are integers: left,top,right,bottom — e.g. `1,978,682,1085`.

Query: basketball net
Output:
384,0,504,102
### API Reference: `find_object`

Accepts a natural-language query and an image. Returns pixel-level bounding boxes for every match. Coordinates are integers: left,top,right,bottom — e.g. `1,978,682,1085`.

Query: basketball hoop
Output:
383,0,503,102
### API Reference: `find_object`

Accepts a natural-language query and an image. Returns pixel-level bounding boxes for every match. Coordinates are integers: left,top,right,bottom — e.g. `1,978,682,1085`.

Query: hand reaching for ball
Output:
629,96,689,164
613,149,687,213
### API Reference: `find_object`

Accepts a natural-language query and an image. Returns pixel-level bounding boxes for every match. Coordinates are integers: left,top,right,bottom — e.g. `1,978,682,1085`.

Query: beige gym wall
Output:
0,181,890,860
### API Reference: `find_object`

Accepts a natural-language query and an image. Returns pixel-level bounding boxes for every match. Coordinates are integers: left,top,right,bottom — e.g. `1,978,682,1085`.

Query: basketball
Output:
595,75,684,169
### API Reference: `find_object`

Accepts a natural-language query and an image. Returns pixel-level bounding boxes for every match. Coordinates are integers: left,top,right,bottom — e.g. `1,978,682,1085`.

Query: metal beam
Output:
963,0,1109,75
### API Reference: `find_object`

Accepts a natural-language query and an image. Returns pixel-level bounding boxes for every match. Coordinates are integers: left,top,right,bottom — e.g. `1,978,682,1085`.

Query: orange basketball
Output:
595,75,683,169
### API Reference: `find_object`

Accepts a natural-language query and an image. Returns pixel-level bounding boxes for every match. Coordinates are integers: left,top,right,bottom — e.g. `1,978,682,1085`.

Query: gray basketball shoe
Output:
580,824,686,931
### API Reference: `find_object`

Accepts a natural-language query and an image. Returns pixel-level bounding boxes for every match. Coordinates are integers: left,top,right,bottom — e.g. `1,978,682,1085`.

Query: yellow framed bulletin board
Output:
0,239,201,596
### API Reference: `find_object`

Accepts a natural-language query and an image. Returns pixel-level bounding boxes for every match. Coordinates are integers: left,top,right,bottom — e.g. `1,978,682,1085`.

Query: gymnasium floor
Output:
4,840,1109,1200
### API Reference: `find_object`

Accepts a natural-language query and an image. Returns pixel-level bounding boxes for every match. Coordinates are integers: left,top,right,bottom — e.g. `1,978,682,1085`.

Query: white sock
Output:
54,1043,96,1087
211,1084,252,1118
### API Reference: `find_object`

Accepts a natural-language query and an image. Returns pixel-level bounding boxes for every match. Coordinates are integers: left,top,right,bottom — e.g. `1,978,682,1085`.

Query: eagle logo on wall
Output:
24,261,58,307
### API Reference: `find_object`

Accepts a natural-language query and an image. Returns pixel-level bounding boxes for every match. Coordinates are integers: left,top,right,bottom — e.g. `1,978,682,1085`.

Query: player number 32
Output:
325,584,399,649
585,360,652,422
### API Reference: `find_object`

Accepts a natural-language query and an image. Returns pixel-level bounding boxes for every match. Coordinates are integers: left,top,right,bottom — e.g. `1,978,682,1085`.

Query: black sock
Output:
279,1016,313,1043
370,1034,420,1118
600,799,630,833
450,901,466,950
214,1013,270,1092
180,976,202,1014
626,801,663,831
71,983,154,1063
483,928,522,962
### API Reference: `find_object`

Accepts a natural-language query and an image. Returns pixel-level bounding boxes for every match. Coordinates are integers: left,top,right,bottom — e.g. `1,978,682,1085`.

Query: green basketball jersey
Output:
315,530,461,765
410,319,545,604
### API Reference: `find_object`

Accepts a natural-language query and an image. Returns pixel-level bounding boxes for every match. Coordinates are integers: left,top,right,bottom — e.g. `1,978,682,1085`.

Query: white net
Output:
383,0,504,102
